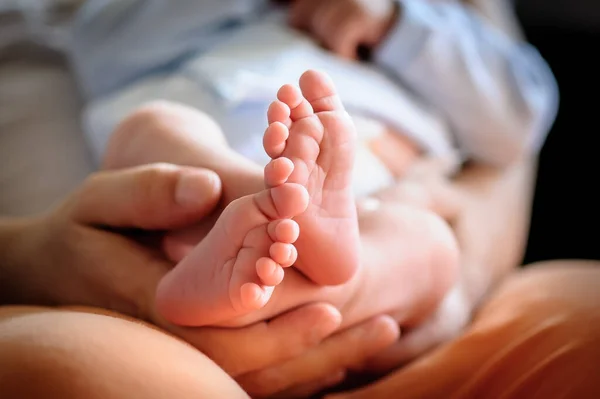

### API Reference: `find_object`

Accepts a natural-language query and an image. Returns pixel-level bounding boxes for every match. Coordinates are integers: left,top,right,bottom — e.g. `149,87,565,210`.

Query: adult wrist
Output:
0,217,40,305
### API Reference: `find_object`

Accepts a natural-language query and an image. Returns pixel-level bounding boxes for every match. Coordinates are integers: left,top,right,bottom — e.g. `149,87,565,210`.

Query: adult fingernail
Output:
176,171,220,207
365,315,401,342
324,370,347,387
311,306,343,342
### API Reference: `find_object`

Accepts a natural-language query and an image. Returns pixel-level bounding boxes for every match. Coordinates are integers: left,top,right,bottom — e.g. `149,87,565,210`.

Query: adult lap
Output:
0,306,249,398
1,261,596,399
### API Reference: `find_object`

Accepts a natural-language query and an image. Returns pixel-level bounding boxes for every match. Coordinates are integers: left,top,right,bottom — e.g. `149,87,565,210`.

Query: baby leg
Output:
107,72,362,287
103,101,267,261
104,100,264,204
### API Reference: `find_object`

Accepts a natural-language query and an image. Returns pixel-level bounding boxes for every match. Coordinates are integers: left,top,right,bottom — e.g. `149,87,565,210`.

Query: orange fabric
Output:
344,262,600,398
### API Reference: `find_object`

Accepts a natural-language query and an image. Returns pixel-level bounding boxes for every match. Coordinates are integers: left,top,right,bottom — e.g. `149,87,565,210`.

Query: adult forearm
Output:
451,158,536,305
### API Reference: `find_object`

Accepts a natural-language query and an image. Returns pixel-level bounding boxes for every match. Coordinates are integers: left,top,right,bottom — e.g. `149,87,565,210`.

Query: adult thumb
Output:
69,163,222,230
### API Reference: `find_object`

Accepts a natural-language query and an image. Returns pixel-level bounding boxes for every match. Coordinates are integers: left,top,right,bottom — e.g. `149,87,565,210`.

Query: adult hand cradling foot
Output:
0,163,399,388
1,164,222,319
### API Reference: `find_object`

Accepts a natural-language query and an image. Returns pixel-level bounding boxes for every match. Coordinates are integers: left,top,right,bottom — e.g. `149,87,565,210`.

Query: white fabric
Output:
84,17,455,196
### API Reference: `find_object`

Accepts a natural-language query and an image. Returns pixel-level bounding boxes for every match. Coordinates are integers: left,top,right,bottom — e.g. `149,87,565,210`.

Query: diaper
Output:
351,115,396,198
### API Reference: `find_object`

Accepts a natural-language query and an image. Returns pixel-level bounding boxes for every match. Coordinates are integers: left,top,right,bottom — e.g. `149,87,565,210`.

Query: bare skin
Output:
154,71,361,326
155,182,309,326
106,70,459,329
289,0,398,60
265,72,360,285
2,171,598,398
0,163,401,397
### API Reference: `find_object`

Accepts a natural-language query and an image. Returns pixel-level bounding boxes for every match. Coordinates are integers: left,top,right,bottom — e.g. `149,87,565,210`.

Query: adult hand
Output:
360,283,471,371
237,315,400,398
361,174,471,369
289,0,399,59
2,163,221,316
0,163,348,377
354,160,532,371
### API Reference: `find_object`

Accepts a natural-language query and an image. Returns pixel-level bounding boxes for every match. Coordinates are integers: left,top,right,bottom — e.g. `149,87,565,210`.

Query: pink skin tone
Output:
156,183,309,326
264,77,360,286
106,70,459,330
155,71,361,326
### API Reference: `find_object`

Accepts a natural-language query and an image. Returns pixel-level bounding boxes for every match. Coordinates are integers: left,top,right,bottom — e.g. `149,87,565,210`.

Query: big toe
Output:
240,283,272,310
299,70,344,113
254,183,309,220
271,183,309,218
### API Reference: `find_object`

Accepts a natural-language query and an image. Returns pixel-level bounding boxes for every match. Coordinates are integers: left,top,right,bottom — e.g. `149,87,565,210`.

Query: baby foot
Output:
155,182,308,326
263,70,360,285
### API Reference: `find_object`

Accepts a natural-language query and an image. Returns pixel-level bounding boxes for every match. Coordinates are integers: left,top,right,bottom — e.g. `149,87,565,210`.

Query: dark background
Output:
519,16,600,264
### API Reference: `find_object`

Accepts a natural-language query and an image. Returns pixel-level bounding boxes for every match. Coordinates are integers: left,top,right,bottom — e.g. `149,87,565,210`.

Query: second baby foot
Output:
264,70,360,285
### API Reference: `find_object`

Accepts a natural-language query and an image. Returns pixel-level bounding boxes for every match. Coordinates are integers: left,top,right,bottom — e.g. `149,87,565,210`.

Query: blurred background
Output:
1,0,597,264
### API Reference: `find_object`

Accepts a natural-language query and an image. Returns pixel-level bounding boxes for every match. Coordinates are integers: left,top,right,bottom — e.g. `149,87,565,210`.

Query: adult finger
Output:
363,286,472,372
237,315,400,398
162,212,219,262
313,1,341,44
320,2,362,58
271,370,347,399
164,303,342,376
289,0,320,30
362,321,441,373
328,17,364,59
69,163,222,230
